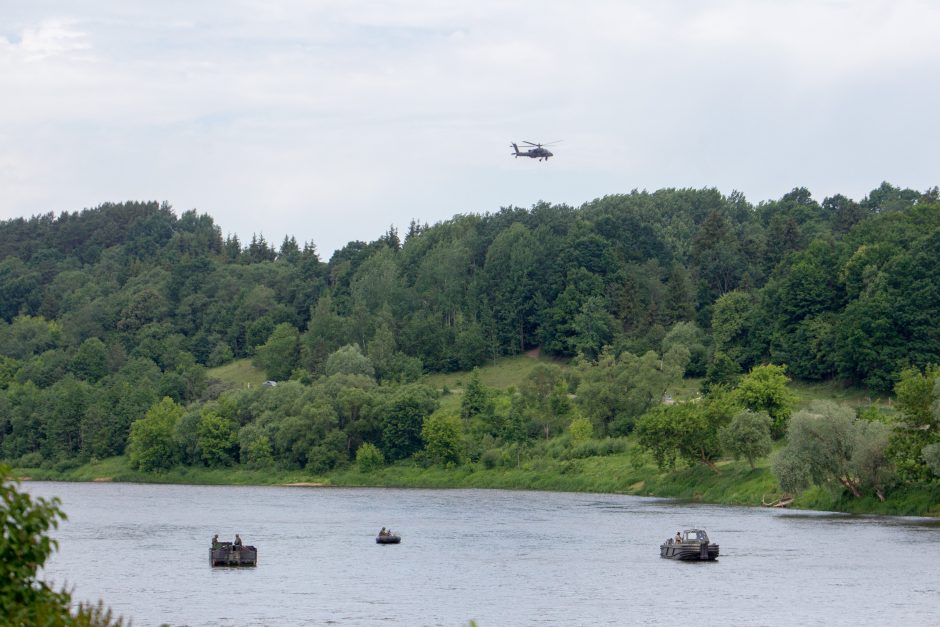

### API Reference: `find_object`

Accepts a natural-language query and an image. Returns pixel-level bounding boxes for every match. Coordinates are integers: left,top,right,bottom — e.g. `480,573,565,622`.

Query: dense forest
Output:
1,184,939,502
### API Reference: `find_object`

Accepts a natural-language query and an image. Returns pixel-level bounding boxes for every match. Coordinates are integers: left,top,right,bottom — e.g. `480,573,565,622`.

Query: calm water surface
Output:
26,482,940,626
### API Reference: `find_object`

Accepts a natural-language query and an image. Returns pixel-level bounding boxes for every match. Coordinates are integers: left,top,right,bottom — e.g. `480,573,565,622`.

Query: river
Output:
25,482,940,626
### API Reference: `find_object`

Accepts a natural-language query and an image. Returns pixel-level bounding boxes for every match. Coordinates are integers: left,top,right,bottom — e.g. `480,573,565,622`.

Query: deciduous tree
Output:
197,410,238,467
734,364,796,439
422,413,463,466
323,344,375,379
719,410,772,469
771,402,895,500
460,369,491,422
635,390,736,473
380,384,438,461
888,366,940,481
127,397,183,471
253,323,300,381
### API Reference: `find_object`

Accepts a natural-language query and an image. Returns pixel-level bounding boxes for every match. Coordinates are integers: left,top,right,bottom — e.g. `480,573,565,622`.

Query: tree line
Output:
1,184,939,499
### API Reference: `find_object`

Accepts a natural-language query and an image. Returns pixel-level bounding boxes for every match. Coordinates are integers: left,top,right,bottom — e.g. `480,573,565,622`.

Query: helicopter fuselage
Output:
511,142,553,161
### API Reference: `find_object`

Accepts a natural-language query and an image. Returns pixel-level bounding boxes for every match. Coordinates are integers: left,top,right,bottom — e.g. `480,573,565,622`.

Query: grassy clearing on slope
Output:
423,353,702,401
208,352,896,411
664,376,703,402
208,358,266,388
788,379,895,410
422,353,567,393
421,353,892,410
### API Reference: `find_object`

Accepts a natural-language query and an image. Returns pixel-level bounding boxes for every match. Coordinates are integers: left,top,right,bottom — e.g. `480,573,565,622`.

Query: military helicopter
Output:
511,140,560,161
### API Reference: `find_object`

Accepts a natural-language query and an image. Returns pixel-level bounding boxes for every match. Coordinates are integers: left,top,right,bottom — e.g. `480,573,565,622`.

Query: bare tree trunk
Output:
838,476,862,498
701,449,720,474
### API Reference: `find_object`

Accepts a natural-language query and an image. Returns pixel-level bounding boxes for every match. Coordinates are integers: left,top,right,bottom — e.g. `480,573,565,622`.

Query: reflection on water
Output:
26,482,940,626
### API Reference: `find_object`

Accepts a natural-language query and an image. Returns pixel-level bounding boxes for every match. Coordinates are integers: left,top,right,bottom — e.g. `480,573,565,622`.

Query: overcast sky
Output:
2,1,939,257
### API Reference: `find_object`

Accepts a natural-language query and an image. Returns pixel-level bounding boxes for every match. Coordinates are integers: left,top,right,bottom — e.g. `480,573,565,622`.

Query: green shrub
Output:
306,446,344,474
356,443,385,473
563,437,628,460
568,417,593,443
53,458,81,473
304,430,348,474
481,448,507,469
242,435,275,469
15,452,44,468
559,459,583,474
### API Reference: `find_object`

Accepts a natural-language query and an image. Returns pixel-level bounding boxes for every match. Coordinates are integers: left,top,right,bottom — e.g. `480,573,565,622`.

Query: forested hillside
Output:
2,185,939,504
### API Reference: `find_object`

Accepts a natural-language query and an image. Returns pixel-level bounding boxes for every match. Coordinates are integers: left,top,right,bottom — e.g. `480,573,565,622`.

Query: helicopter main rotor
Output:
522,140,562,148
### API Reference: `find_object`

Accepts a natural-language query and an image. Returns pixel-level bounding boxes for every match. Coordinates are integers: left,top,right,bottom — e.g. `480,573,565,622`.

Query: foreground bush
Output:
1,464,125,625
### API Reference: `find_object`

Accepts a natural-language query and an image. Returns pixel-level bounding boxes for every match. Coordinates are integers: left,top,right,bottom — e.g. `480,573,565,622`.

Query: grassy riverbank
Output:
15,448,940,518
13,359,936,517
